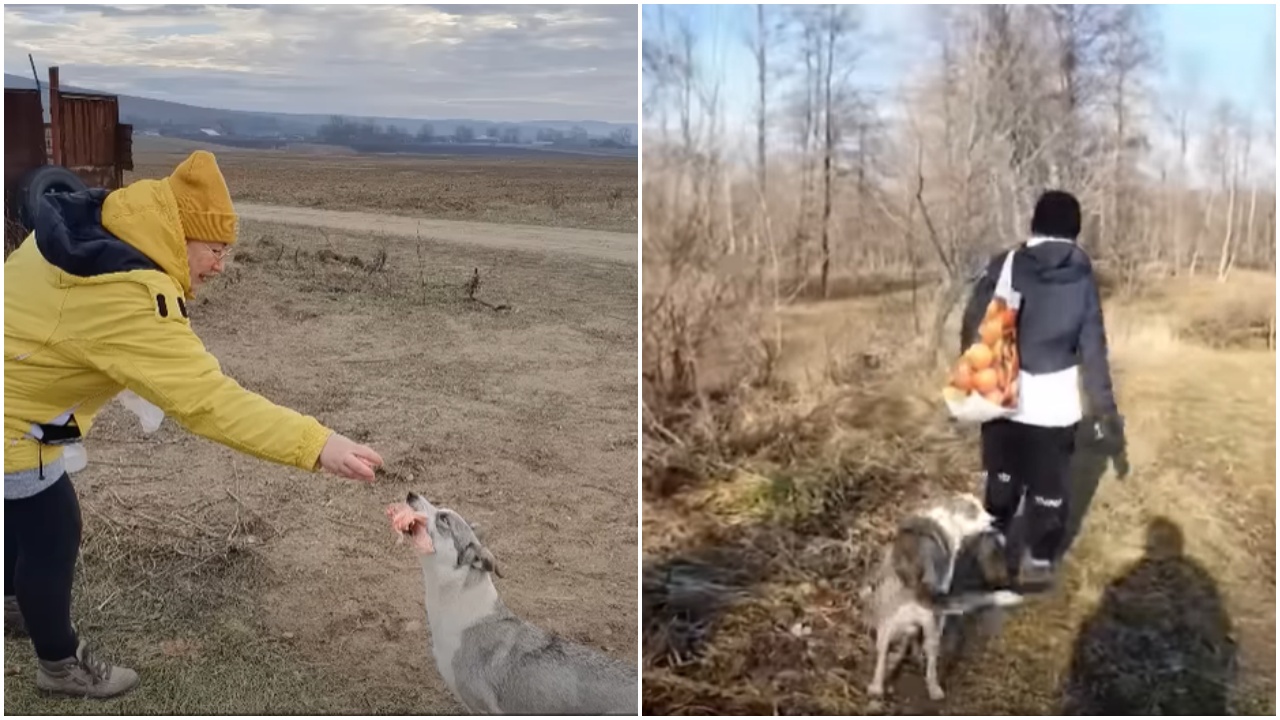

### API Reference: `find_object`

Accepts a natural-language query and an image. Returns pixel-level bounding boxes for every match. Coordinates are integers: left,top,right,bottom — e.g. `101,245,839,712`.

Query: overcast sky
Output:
4,4,638,123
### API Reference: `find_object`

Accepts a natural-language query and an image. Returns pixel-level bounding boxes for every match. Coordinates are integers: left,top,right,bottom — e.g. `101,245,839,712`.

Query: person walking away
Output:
4,150,385,698
960,190,1126,589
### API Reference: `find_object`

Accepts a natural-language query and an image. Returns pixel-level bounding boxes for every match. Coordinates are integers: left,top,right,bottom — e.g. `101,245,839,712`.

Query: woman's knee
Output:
17,476,84,567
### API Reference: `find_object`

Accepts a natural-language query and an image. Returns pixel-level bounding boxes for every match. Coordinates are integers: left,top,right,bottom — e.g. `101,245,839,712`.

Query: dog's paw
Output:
866,682,884,698
927,683,946,701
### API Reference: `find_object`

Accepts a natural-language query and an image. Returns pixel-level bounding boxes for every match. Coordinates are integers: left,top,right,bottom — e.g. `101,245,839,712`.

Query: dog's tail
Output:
935,589,1023,616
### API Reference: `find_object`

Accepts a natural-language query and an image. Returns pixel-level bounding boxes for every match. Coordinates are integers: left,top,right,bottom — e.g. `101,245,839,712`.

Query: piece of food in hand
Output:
385,502,435,554
952,363,973,391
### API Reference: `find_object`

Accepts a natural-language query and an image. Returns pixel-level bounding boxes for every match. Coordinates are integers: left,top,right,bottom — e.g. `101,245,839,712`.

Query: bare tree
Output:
777,5,865,297
786,6,821,279
1163,53,1203,271
1096,4,1156,272
747,5,770,202
642,3,1275,390
1046,4,1112,189
743,5,787,260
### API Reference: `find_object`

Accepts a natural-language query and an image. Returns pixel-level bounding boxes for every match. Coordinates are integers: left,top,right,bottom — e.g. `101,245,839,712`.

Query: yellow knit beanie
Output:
166,151,239,245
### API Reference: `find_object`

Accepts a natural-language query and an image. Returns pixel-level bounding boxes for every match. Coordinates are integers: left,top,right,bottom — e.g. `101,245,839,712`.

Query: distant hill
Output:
2,73,637,143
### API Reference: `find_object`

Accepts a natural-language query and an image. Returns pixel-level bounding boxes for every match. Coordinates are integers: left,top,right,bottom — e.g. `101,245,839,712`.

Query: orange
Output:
966,344,994,370
1001,308,1017,329
973,368,998,394
952,363,973,391
979,320,1002,345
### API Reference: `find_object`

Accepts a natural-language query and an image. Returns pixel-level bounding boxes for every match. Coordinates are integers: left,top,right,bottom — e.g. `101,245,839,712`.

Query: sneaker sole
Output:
35,674,140,699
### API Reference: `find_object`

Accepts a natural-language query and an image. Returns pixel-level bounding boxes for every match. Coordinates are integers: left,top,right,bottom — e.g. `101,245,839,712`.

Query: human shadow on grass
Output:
641,546,765,669
1060,517,1236,715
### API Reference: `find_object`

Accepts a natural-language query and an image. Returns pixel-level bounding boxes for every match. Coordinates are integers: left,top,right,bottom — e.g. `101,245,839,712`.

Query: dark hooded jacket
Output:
960,239,1117,417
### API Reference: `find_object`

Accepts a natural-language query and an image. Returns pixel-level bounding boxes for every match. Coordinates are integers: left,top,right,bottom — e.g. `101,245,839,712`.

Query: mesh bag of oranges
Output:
943,250,1022,423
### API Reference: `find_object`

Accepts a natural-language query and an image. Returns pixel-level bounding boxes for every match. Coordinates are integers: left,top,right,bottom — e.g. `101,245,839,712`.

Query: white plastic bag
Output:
943,250,1022,424
63,443,88,473
116,390,165,434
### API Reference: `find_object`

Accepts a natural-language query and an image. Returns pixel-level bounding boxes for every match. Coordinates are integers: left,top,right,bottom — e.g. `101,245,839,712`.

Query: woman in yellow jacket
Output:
4,151,384,698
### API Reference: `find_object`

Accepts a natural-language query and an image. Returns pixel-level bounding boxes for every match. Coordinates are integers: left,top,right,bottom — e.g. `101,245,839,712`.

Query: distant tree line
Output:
315,116,634,148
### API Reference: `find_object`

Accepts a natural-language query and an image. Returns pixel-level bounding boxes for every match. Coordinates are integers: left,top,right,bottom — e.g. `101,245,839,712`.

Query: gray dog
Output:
859,493,1023,700
387,492,637,714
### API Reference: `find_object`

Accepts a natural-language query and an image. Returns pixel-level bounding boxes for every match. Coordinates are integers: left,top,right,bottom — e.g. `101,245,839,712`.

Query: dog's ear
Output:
460,541,503,578
478,546,502,578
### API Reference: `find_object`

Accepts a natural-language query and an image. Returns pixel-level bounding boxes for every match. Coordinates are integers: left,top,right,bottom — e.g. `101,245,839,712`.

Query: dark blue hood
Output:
1018,239,1092,284
31,190,158,277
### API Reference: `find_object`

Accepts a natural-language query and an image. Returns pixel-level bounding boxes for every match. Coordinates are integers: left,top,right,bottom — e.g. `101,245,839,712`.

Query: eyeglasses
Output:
192,242,233,261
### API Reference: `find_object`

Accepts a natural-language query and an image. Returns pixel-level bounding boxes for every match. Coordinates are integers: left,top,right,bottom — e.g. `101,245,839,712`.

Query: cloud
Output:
3,3,638,122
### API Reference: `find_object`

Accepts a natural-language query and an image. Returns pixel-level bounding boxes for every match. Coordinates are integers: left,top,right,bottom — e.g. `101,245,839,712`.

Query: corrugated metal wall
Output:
59,93,123,188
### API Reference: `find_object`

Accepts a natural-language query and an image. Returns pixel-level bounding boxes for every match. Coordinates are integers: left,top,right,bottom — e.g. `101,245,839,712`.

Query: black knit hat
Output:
1030,190,1082,240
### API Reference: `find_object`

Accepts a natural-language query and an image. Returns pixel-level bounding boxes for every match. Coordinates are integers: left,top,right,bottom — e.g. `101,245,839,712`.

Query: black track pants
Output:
981,419,1078,563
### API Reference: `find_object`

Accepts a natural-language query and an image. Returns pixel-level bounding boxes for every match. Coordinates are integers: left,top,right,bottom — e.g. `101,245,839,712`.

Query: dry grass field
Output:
5,146,637,713
642,267,1275,715
128,137,638,234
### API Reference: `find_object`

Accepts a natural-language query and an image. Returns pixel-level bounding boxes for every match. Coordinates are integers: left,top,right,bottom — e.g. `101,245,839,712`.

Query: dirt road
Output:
235,202,636,264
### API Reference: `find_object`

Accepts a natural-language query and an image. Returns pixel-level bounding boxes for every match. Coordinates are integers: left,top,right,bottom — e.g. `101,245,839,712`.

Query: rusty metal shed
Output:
5,66,134,248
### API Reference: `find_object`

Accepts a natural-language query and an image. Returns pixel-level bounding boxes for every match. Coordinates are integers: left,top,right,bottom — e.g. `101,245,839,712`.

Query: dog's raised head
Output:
926,492,996,543
890,492,998,600
389,492,503,579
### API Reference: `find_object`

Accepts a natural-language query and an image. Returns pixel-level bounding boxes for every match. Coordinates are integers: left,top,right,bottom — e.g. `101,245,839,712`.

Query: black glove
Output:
1089,413,1129,478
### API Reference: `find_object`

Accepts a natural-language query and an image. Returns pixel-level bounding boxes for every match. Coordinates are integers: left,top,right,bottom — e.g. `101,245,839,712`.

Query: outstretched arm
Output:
72,286,381,479
1078,271,1118,417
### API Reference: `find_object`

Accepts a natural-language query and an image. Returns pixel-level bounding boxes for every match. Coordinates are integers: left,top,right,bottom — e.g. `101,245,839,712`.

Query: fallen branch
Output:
225,489,283,539
642,399,687,447
89,460,165,470
469,297,512,312
325,515,366,532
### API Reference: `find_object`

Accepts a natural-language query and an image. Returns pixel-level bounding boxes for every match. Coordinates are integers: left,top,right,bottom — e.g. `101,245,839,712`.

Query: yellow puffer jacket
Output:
4,177,332,495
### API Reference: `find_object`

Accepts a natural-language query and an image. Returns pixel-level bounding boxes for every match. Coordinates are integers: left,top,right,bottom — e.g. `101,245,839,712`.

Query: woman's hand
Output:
318,433,383,482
